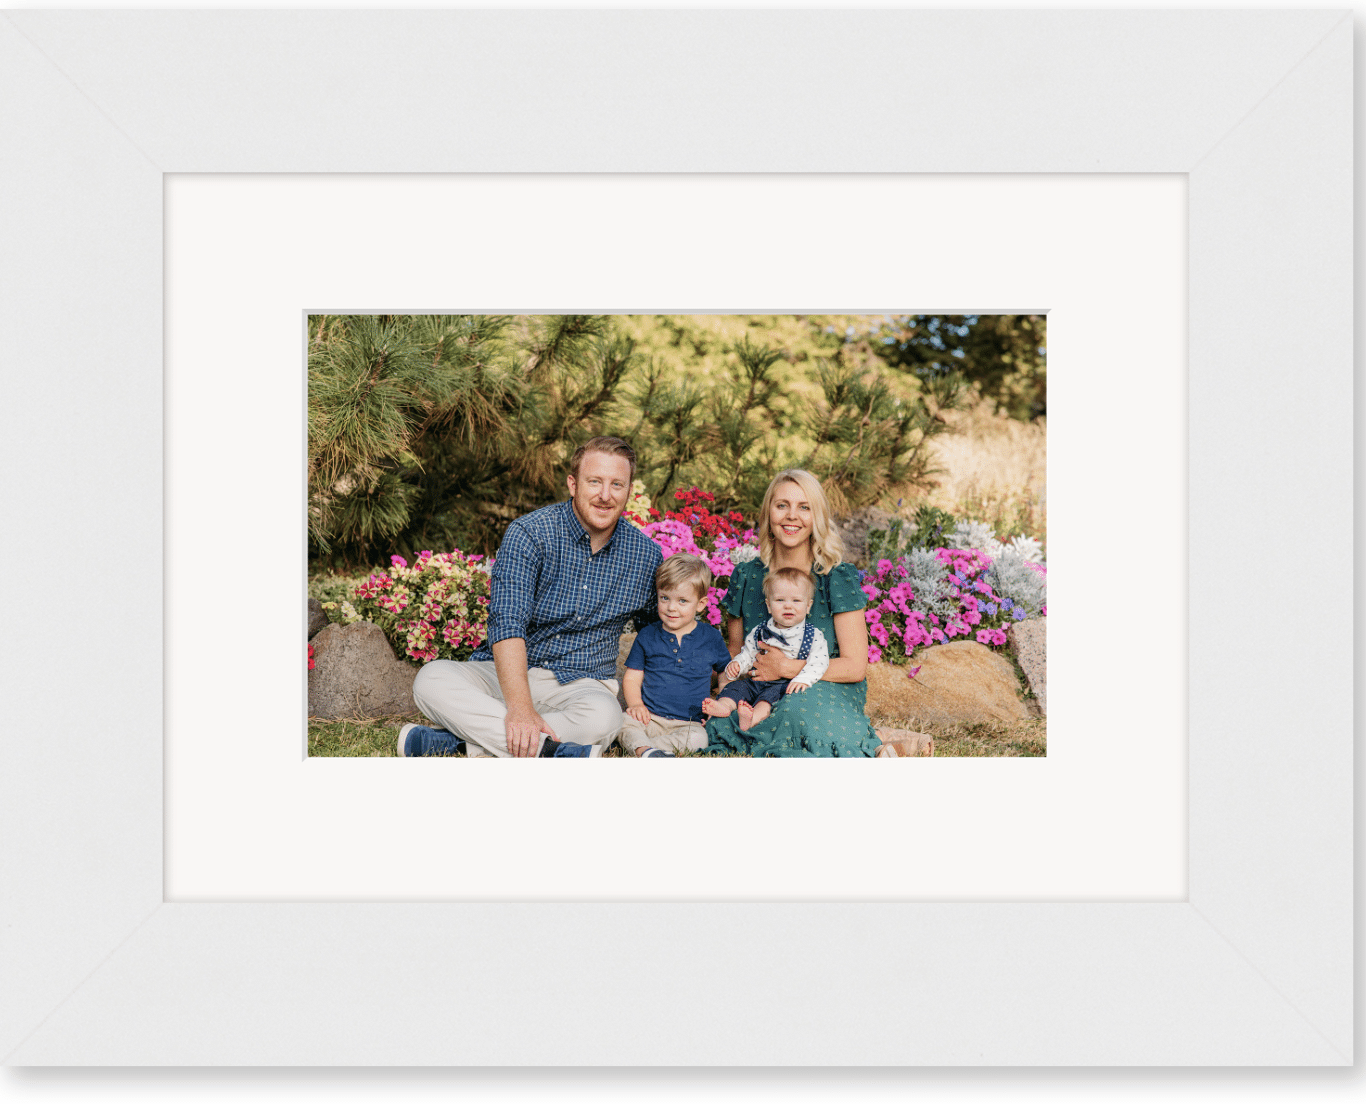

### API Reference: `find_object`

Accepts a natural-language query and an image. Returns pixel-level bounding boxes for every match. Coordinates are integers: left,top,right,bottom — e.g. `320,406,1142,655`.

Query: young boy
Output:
620,553,736,758
701,567,829,731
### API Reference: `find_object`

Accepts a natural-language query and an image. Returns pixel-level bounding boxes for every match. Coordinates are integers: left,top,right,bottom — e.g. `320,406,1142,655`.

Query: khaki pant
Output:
412,660,622,758
617,712,710,755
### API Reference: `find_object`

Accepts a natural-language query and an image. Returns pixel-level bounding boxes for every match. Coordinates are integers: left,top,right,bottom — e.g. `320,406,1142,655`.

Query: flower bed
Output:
861,548,1046,664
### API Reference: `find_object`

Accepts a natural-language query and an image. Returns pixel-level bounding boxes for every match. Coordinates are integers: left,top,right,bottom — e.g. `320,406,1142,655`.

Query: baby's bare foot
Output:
737,701,754,731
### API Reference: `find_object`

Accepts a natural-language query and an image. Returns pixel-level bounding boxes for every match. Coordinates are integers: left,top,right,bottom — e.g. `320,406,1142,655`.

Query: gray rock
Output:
307,597,328,639
834,506,893,567
1007,618,1046,715
308,621,419,720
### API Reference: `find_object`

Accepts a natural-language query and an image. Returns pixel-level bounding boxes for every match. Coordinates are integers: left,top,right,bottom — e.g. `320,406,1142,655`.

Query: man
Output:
398,436,662,758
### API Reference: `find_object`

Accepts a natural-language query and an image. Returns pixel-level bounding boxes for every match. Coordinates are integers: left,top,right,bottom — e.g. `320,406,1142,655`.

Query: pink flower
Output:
867,644,883,664
391,555,408,568
906,665,921,679
876,558,893,575
861,583,879,600
865,609,881,624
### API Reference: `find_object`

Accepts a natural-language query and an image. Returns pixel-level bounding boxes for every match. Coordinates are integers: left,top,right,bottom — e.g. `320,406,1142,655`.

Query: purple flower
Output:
1012,607,1027,620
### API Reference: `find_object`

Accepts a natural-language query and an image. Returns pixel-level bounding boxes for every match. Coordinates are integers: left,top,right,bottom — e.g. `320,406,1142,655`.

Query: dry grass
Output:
308,714,1042,758
917,395,1046,548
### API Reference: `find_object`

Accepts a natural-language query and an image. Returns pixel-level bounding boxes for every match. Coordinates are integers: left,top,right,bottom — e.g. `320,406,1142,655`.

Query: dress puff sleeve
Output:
720,559,757,619
826,562,869,615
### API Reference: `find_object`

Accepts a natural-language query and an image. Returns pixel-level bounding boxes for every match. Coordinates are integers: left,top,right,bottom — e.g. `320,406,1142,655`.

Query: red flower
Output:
307,644,315,671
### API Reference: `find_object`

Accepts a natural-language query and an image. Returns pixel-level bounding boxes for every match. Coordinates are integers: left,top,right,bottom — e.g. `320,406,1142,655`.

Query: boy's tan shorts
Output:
618,712,710,755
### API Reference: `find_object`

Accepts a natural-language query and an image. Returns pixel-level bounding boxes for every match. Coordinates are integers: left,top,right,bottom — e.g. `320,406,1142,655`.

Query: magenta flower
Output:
867,644,883,664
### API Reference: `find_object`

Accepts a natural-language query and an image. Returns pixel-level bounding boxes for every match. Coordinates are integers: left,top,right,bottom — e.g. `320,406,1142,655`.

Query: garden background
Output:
306,313,1047,756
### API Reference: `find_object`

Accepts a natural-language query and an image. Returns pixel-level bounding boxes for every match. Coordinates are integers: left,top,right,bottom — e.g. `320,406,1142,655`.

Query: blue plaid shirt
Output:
470,500,663,683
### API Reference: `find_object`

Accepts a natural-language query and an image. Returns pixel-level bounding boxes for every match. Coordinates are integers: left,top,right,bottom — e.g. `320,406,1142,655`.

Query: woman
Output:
705,469,881,757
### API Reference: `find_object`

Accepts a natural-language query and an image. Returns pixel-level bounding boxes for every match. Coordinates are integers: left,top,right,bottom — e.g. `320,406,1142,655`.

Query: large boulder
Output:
1007,618,1046,715
865,640,1035,726
308,621,419,719
307,598,328,639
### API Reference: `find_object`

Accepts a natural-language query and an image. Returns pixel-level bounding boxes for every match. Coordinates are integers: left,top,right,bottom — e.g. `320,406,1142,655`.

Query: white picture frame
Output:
0,10,1351,1065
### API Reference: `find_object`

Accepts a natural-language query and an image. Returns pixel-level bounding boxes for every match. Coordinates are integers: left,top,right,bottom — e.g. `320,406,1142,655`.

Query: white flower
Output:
729,543,760,565
340,600,362,625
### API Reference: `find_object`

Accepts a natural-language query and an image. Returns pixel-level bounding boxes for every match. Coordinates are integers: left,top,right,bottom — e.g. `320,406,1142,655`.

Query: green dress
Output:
705,559,881,757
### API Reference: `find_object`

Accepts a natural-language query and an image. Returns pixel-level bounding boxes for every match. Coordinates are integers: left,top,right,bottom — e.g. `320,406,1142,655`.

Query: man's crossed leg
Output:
404,660,622,758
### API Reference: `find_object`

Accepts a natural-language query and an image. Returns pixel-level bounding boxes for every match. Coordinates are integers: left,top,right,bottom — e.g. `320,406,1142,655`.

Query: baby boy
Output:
702,567,829,731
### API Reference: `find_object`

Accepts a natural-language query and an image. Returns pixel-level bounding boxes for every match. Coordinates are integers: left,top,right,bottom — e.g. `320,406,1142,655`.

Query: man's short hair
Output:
762,566,816,600
569,436,637,484
656,553,712,601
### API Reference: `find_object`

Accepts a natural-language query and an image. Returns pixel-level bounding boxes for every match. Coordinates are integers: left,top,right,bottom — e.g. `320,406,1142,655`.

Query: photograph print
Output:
306,314,1046,759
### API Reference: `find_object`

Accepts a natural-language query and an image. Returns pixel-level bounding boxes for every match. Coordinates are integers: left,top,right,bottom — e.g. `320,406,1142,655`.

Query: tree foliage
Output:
307,314,992,567
872,314,1046,420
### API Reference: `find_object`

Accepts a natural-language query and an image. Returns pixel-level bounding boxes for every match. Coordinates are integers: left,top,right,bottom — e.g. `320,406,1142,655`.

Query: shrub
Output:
864,505,960,566
349,549,493,662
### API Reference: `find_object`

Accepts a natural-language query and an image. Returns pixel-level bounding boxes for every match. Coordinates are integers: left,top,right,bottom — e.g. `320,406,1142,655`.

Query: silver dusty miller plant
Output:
898,548,959,621
983,552,1046,618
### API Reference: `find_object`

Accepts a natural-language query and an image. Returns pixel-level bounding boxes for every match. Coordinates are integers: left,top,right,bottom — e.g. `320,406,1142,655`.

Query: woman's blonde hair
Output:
755,469,845,574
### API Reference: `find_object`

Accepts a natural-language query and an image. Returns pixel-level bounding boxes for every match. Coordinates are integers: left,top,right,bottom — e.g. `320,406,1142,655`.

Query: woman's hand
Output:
750,644,804,683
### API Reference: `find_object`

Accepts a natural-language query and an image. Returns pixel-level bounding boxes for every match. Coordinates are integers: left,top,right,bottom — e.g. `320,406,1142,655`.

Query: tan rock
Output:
875,728,934,757
865,641,1034,726
308,621,419,719
1007,618,1046,715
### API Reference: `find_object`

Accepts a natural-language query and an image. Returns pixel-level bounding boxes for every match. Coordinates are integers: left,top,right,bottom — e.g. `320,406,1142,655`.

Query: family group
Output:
396,436,882,759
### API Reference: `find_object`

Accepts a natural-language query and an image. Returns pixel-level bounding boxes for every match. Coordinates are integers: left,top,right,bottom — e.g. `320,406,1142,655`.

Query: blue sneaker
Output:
641,749,675,758
397,723,466,757
548,740,603,758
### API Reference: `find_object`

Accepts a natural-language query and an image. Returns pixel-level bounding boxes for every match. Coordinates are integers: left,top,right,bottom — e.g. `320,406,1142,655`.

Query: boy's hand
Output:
626,704,651,726
786,681,810,694
724,661,741,681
